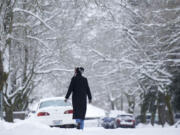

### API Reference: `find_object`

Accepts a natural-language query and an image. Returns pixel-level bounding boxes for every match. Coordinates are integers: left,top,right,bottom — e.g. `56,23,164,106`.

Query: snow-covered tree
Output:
0,0,58,122
1,0,179,125
126,0,180,125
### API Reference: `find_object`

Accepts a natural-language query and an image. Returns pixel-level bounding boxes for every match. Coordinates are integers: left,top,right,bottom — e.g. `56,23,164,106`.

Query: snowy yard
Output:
0,119,179,135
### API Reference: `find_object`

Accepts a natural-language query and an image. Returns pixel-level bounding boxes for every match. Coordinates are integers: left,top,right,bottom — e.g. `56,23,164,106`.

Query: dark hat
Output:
79,67,84,73
75,67,84,75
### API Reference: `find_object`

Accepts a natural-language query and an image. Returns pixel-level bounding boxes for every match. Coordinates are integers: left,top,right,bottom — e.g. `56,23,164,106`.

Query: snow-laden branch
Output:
108,90,117,102
95,68,119,77
153,7,180,13
32,9,61,29
157,85,164,93
5,70,34,100
164,59,180,63
165,46,180,53
0,40,3,46
90,49,107,59
13,8,55,32
37,61,61,70
90,48,117,62
44,9,61,23
26,35,50,50
35,68,73,74
3,84,11,107
92,59,105,69
118,58,137,66
13,22,31,28
169,35,180,45
61,44,77,53
124,86,141,96
157,69,172,78
142,71,171,84
3,95,11,107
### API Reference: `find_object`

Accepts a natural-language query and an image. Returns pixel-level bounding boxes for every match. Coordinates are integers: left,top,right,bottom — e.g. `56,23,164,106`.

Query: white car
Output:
34,97,76,128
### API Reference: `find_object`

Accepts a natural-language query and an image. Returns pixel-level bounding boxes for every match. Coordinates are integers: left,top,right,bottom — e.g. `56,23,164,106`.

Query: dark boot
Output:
77,123,81,129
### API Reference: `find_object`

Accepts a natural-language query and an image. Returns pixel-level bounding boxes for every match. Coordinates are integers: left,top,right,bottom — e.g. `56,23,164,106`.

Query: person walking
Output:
65,67,92,130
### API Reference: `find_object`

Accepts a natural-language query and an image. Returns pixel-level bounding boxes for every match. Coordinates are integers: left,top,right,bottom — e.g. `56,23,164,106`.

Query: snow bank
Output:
0,119,180,135
137,123,171,128
86,104,105,118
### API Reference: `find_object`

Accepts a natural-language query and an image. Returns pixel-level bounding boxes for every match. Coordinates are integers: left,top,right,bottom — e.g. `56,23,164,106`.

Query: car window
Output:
39,100,71,109
146,115,151,119
118,115,133,120
175,114,180,118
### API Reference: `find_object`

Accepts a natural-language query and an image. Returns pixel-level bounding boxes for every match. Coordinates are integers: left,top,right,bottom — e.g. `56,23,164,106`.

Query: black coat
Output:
65,74,92,120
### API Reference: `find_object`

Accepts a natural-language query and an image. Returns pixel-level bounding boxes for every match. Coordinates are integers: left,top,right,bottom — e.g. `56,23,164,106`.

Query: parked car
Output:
116,114,136,128
34,97,76,128
101,117,117,129
175,120,180,128
97,117,104,127
174,113,180,123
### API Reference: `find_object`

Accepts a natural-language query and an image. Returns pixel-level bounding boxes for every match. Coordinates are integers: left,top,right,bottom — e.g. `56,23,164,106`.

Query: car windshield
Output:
103,117,114,122
39,100,71,109
118,115,133,120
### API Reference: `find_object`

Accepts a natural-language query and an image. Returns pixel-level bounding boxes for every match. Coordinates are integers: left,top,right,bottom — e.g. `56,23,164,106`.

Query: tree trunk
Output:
140,103,147,123
111,101,115,110
0,51,4,92
3,0,14,123
125,93,135,114
157,92,166,127
151,104,157,126
4,105,13,122
120,94,123,111
0,52,8,91
165,94,174,125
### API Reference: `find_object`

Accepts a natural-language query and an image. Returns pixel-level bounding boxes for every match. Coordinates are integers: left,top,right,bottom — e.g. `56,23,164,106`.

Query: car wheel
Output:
103,126,108,129
113,123,117,129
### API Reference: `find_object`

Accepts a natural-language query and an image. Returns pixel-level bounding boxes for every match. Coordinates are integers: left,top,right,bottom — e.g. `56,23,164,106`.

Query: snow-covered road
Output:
0,119,180,135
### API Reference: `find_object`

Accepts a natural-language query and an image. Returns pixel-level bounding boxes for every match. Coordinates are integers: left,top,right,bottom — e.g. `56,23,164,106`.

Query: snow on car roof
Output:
39,97,65,103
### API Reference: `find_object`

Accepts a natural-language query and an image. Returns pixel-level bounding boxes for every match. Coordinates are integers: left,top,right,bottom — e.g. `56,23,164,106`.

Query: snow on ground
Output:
0,119,180,135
